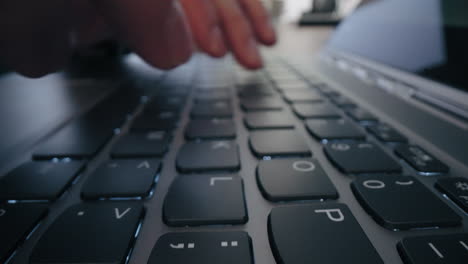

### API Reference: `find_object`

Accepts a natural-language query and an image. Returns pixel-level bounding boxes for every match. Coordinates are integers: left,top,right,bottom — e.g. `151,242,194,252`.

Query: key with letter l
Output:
164,175,247,226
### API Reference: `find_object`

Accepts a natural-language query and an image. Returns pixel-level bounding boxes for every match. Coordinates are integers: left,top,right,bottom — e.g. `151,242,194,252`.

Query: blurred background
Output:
0,0,366,74
260,0,364,61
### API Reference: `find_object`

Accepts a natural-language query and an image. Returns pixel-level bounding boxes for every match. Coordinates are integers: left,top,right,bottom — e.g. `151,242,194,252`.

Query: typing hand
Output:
0,0,276,77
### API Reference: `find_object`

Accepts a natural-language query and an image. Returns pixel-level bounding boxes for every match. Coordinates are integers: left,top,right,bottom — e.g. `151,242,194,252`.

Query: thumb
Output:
94,0,193,69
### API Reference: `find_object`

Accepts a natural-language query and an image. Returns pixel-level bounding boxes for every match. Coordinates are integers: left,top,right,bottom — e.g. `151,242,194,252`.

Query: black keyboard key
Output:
240,97,283,111
236,74,267,85
282,90,323,103
292,103,341,119
395,145,449,173
33,90,139,159
398,234,468,264
352,175,461,230
191,101,233,118
269,203,383,264
275,82,310,92
436,177,468,213
176,141,240,172
305,119,366,141
164,175,247,226
249,130,311,157
270,75,302,84
257,159,337,201
148,232,253,264
130,111,179,132
367,124,407,143
325,142,401,174
194,91,230,102
0,161,84,201
238,83,275,97
81,159,160,199
111,132,169,158
30,202,143,264
33,119,114,159
185,119,236,140
346,108,378,123
331,95,356,108
283,89,323,103
0,204,48,262
318,86,340,97
146,96,186,111
244,112,295,129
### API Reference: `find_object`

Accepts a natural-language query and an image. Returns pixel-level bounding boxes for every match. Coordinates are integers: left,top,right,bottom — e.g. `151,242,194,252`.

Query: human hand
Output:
0,0,276,77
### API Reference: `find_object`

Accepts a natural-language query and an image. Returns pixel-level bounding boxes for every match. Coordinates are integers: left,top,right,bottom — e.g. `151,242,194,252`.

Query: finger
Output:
94,0,193,70
212,0,262,69
238,0,276,45
0,0,72,77
179,0,227,57
71,0,111,47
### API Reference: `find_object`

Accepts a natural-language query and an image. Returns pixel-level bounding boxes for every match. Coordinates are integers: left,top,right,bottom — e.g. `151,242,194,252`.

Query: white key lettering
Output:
292,161,316,172
115,208,131,219
428,243,444,258
137,161,151,169
363,180,386,189
210,177,233,186
395,180,414,186
212,141,231,149
314,208,345,222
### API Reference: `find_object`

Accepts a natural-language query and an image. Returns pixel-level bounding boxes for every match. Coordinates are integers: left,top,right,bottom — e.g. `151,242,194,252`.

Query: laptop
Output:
1,0,467,263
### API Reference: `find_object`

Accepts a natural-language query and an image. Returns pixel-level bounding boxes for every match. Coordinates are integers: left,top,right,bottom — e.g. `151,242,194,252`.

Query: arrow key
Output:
81,160,160,199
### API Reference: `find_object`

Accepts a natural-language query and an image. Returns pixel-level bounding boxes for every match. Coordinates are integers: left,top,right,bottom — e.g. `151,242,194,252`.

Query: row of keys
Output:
2,201,464,264
0,159,160,202
269,202,467,264
273,78,450,175
1,80,191,262
240,64,463,230
261,63,466,263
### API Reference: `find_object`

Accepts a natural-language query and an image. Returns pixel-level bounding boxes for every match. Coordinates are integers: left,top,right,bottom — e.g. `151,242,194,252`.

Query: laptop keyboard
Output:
0,56,467,264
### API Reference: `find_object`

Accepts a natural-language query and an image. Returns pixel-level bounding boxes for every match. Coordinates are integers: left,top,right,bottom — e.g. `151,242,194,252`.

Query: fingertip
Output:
261,27,277,46
206,27,228,57
141,41,194,70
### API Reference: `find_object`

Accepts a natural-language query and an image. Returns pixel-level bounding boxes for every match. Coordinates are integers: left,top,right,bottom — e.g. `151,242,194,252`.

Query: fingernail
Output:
209,27,226,55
